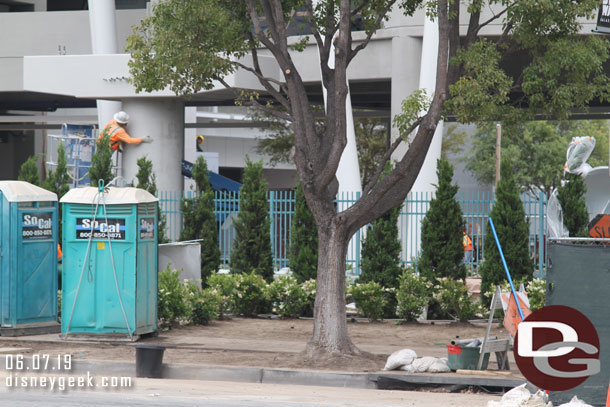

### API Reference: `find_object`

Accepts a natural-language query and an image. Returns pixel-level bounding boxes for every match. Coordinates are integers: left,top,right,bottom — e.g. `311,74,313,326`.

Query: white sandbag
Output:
557,396,594,407
487,383,531,407
427,358,451,373
399,363,415,373
383,349,417,371
411,356,437,373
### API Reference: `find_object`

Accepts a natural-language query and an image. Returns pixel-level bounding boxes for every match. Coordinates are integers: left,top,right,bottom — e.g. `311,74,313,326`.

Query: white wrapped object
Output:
546,189,568,238
383,349,417,371
487,384,531,407
488,384,553,407
565,137,595,175
556,396,594,406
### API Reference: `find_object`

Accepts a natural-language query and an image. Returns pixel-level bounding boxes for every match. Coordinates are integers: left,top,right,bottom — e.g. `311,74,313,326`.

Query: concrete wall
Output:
0,9,144,57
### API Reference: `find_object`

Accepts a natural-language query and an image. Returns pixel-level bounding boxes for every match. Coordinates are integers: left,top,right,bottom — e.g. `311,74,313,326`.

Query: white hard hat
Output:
113,111,130,124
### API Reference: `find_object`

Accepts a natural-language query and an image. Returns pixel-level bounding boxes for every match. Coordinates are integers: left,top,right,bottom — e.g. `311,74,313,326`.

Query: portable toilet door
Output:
60,186,158,339
0,181,59,336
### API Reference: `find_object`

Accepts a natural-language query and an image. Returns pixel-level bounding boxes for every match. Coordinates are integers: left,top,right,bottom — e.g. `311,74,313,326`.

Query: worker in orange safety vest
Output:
463,230,473,267
98,111,152,151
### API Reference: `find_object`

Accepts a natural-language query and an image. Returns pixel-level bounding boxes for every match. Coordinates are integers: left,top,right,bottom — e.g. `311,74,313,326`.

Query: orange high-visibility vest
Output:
463,233,473,251
98,120,142,151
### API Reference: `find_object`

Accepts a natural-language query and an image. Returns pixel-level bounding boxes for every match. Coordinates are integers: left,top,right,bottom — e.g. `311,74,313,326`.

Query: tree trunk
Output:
306,220,360,357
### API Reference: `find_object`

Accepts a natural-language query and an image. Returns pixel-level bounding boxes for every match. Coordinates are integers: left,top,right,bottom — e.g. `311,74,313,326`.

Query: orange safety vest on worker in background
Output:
462,232,473,251
57,244,62,260
98,120,143,151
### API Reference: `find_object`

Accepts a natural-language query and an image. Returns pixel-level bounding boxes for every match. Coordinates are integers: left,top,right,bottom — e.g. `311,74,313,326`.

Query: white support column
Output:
184,106,197,192
121,99,184,194
391,35,421,163
404,16,444,262
88,0,121,129
391,35,422,266
412,16,443,194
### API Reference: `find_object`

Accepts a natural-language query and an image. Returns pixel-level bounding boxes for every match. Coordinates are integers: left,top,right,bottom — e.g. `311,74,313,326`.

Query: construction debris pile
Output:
487,384,593,407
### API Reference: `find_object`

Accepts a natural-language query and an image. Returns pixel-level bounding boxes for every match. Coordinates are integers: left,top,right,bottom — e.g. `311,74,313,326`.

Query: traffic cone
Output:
606,382,610,407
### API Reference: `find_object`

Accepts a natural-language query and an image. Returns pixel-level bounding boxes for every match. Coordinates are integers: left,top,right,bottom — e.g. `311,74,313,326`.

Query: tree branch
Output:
341,0,451,233
218,77,293,122
259,1,283,49
246,0,290,68
351,0,372,16
267,0,290,54
315,0,351,191
475,6,508,35
233,59,291,111
446,0,461,89
465,1,481,48
304,0,325,53
362,116,424,196
348,1,396,64
496,21,514,48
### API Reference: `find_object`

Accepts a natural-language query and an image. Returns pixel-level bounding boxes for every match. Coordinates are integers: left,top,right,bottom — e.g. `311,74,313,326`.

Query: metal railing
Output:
158,190,548,277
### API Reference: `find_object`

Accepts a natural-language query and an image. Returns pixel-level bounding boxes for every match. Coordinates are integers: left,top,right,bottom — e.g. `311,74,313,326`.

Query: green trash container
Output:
60,186,158,339
447,344,489,371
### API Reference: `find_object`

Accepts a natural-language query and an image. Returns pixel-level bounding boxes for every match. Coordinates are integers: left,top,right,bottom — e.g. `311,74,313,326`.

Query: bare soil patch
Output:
0,318,510,372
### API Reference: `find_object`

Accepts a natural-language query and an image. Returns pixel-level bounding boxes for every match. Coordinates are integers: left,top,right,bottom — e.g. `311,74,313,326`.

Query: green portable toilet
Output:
0,181,59,336
60,186,158,339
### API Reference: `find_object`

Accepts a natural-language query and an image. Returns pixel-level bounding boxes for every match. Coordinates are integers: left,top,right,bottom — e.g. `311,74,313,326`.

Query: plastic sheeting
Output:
547,166,610,237
547,189,568,238
565,137,595,175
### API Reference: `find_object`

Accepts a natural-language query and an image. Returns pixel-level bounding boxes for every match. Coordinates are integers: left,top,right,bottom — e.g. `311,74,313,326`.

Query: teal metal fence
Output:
158,190,547,277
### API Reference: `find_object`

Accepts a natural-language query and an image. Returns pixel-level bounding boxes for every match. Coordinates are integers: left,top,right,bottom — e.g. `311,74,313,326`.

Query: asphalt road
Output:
0,376,501,407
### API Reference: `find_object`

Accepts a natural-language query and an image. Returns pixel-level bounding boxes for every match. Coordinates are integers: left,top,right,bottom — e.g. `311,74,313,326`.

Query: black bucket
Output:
135,345,166,378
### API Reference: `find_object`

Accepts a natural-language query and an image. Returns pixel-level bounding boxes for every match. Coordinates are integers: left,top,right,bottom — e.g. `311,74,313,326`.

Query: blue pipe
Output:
488,217,525,321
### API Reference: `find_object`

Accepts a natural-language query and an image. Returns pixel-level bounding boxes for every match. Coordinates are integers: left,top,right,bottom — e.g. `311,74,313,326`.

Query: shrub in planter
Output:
396,267,429,322
207,272,238,319
267,275,309,318
434,279,481,322
526,278,546,311
158,265,189,328
231,272,271,317
300,278,317,317
350,281,388,322
185,281,222,325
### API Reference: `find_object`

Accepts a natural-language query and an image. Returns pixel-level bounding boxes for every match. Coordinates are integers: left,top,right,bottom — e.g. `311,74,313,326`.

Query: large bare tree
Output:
127,0,608,358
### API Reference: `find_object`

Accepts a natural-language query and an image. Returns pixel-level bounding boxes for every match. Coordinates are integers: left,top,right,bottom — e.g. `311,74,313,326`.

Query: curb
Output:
48,358,526,391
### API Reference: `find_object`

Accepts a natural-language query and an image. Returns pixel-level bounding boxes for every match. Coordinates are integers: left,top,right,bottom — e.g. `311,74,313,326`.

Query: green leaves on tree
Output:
465,120,609,196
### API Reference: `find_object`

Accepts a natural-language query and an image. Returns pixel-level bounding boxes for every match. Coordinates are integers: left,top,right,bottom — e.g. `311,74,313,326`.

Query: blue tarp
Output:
208,171,241,193
181,160,241,192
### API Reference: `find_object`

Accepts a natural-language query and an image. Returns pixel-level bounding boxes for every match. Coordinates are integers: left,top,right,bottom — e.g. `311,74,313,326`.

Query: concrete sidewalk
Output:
0,328,528,393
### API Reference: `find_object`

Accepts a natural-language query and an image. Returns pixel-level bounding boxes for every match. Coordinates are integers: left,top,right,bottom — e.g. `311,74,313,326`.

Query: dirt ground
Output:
0,318,512,373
